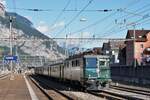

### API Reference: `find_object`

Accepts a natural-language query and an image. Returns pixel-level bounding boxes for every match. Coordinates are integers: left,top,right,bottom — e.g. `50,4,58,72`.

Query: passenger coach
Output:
35,54,111,90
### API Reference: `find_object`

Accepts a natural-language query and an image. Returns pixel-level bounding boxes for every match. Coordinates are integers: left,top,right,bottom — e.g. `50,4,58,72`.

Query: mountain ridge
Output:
0,11,66,64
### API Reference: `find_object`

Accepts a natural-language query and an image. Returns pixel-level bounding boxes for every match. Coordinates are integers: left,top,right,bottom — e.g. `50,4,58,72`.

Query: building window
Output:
140,44,144,48
106,50,109,54
141,53,144,57
112,50,115,55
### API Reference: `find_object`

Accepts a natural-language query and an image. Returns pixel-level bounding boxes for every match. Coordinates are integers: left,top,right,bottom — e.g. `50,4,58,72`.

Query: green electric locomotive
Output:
83,55,111,90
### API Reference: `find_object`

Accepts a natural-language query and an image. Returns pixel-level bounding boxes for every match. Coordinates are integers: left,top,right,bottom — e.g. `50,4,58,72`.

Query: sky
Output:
3,0,150,49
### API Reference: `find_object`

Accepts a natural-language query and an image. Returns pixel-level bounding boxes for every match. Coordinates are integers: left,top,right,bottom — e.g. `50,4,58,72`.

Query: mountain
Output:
0,12,66,66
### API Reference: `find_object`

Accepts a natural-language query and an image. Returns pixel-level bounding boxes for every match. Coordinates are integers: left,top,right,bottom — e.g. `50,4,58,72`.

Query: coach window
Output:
74,61,76,67
72,61,74,67
64,62,66,67
67,62,69,67
76,60,80,66
72,60,76,67
76,60,78,66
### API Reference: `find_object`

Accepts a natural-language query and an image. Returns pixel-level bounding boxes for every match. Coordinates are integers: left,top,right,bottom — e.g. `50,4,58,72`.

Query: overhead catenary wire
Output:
8,0,143,39
7,7,116,12
71,11,118,35
67,0,142,36
101,4,150,36
116,3,150,20
98,16,150,38
112,6,150,31
95,1,147,37
70,1,150,38
0,37,138,42
7,0,149,42
53,0,94,37
50,0,71,27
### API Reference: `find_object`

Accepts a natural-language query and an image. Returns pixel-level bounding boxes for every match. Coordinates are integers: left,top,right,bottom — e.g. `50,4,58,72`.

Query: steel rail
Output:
29,75,75,100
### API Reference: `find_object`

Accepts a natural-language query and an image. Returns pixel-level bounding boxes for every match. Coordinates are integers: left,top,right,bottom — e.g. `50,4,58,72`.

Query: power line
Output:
102,5,150,36
71,11,118,35
120,9,144,17
7,7,116,12
98,16,150,38
94,0,144,37
108,8,150,34
50,0,71,27
67,0,142,37
81,3,150,38
53,0,94,37
0,37,136,41
117,3,150,21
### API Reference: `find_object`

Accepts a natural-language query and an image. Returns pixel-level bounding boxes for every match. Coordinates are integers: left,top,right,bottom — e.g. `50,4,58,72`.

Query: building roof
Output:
126,30,150,42
68,47,102,59
108,41,125,49
143,47,150,55
102,42,110,50
102,41,125,51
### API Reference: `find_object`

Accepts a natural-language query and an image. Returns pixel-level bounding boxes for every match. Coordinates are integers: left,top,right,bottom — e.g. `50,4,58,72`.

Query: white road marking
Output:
24,76,39,100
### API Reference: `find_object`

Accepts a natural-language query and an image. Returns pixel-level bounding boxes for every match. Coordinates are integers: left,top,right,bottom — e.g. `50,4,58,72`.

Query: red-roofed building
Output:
125,30,150,65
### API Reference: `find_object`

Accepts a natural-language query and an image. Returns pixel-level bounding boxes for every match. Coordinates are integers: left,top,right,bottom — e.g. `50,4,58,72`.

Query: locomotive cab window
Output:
86,58,97,68
99,61,106,66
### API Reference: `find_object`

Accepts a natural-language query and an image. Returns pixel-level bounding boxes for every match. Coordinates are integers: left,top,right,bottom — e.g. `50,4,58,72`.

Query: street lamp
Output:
65,34,68,58
9,16,14,80
79,18,87,52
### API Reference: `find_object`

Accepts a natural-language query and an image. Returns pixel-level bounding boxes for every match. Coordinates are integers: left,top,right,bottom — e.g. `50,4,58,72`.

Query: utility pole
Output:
65,34,68,58
133,24,136,67
15,36,20,73
2,57,4,72
9,16,14,80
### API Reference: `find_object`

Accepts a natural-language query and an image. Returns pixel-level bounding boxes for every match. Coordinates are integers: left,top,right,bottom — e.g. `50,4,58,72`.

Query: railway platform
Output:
0,74,38,100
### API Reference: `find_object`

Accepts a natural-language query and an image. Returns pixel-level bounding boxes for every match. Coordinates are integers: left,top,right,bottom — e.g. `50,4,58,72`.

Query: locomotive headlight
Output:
88,74,91,78
96,69,100,73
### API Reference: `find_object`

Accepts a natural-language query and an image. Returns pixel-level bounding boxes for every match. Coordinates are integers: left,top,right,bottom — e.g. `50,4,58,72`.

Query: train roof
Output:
84,55,109,59
49,62,63,66
66,54,109,60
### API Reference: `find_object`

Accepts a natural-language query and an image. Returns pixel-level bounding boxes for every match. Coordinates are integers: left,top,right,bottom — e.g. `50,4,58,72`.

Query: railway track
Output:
88,90,126,100
29,75,105,100
0,72,10,80
88,89,145,100
29,75,150,100
87,83,150,100
28,75,77,100
110,84,150,96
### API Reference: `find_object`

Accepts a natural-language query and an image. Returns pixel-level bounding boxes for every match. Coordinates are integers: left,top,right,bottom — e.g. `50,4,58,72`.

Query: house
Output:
118,44,126,65
125,30,150,65
102,41,124,65
102,43,109,55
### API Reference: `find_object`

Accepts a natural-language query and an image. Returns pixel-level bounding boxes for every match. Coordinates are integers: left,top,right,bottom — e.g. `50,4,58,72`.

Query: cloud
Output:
36,21,65,37
37,24,50,33
65,32,93,47
70,32,93,38
50,21,65,32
